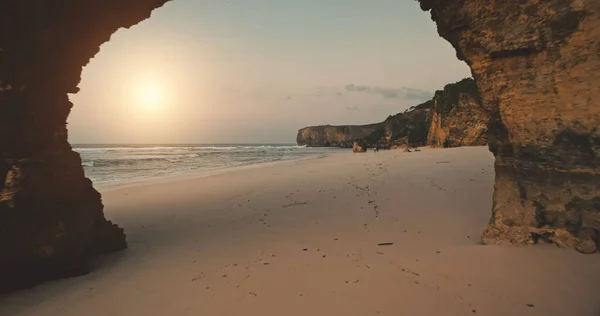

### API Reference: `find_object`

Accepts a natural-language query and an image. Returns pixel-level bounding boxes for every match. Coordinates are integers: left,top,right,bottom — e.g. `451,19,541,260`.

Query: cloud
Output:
345,106,360,111
344,84,432,101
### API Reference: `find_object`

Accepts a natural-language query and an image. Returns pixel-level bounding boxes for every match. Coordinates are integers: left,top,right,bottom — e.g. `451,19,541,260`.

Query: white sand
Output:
1,146,599,316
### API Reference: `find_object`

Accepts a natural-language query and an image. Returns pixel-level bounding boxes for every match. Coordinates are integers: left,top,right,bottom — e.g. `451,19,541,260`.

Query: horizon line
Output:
71,142,299,146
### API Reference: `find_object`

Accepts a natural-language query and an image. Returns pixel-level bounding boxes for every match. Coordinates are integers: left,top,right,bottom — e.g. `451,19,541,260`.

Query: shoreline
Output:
95,149,347,193
2,146,599,316
94,146,434,193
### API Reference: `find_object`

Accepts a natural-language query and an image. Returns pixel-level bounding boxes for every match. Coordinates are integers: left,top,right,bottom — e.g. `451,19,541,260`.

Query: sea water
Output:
73,144,339,184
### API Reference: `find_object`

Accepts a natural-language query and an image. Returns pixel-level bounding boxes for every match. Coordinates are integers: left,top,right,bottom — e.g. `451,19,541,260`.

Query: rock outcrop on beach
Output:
297,78,485,149
0,0,169,292
427,78,488,148
419,0,600,252
352,139,368,153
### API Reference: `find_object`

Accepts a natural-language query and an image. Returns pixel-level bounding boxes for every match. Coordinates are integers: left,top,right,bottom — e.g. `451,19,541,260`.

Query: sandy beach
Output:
1,146,598,316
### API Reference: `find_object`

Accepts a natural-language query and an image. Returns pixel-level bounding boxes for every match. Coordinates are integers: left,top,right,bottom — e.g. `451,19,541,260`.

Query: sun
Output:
136,83,163,110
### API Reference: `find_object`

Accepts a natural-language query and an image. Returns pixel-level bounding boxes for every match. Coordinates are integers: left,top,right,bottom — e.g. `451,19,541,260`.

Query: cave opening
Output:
1,0,599,294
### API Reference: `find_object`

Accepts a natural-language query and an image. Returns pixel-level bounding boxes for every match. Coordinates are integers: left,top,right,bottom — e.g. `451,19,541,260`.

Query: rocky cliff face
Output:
427,78,488,148
296,123,382,148
0,0,169,292
297,78,486,149
384,101,434,147
419,0,600,252
297,101,434,148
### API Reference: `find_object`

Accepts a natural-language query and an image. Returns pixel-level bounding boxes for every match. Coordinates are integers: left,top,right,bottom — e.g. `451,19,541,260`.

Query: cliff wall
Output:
297,78,485,149
297,102,433,148
419,0,600,252
296,124,382,148
427,78,489,148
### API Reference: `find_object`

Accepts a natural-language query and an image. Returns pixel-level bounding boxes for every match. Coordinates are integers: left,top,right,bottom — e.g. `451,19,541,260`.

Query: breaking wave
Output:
74,144,332,183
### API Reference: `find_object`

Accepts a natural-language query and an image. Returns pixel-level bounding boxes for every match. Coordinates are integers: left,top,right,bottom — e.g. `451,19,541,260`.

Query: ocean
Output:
73,144,340,184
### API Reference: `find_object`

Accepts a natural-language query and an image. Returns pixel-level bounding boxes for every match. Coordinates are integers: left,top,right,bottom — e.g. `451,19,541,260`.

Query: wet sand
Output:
1,146,599,316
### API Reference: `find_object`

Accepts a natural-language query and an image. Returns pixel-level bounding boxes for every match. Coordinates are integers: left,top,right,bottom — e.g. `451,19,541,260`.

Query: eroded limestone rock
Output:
297,78,487,150
352,139,368,153
419,0,600,252
296,98,434,148
427,78,489,148
0,0,169,292
297,124,384,148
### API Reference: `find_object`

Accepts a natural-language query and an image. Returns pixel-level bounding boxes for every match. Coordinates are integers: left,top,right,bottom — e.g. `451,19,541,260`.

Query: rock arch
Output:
0,0,598,292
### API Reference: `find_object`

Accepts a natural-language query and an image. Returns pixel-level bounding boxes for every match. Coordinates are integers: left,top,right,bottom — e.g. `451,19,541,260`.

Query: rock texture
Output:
297,123,383,148
297,78,486,149
0,0,170,292
383,101,434,148
427,78,489,148
296,99,434,148
352,139,368,153
419,0,600,252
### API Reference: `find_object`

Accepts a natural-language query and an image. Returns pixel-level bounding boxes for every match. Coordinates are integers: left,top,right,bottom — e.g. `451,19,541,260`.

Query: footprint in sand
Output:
191,272,205,282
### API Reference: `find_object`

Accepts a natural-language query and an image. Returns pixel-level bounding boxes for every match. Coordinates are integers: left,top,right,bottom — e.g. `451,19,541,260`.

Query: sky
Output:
67,0,471,144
